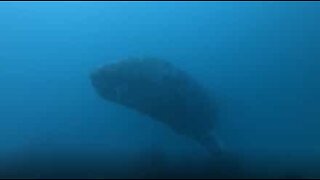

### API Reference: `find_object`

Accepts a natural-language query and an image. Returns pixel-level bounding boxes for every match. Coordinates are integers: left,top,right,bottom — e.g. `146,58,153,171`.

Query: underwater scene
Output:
0,1,319,179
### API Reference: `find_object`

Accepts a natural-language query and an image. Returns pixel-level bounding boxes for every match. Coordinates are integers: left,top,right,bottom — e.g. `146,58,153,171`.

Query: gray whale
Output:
90,58,223,155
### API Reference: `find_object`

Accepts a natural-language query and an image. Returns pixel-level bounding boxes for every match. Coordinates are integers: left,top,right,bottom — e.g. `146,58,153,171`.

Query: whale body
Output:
90,58,222,155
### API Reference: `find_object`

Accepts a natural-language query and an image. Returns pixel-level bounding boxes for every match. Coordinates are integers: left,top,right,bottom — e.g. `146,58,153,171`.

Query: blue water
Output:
0,1,319,178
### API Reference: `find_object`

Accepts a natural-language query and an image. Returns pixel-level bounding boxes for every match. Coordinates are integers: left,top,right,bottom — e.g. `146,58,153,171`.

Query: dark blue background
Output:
0,2,319,178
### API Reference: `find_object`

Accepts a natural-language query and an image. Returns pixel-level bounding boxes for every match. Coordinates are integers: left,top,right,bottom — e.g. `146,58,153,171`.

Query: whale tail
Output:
198,133,224,157
198,133,244,177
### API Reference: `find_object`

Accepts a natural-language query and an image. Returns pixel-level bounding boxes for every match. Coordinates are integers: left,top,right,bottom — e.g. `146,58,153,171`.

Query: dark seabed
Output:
0,1,319,179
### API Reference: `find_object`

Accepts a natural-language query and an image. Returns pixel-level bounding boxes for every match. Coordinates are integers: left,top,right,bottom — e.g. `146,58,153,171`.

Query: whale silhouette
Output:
90,58,223,156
